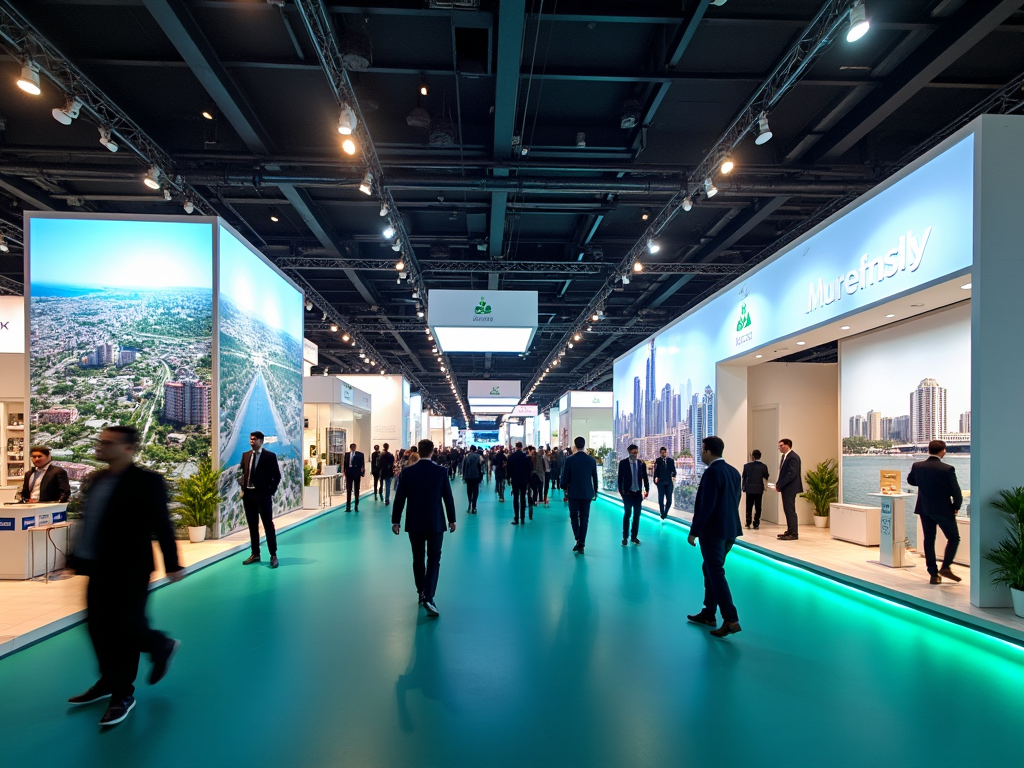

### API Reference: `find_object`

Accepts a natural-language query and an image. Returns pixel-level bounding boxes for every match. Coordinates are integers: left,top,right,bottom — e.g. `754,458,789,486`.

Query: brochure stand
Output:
867,493,916,568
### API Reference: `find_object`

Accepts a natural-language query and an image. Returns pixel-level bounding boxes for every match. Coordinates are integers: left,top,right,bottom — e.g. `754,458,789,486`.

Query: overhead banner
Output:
510,404,538,417
468,380,521,399
570,391,612,409
429,290,538,353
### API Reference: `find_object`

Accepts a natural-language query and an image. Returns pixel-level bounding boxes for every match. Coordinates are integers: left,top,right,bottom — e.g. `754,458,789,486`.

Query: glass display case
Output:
1,402,26,487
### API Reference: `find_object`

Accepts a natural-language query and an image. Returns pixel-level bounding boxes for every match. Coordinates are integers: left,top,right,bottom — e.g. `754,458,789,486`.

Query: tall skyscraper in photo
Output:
867,410,882,441
164,380,211,428
910,378,947,442
633,376,642,439
644,339,656,436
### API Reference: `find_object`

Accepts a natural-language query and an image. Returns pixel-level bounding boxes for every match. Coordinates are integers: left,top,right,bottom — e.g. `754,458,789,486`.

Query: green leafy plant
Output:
174,460,222,529
800,458,839,517
303,463,316,487
985,487,1024,592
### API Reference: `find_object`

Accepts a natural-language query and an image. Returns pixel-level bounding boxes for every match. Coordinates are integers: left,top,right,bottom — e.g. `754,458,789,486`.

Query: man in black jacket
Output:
775,439,803,540
344,443,366,512
20,445,71,503
492,446,508,502
378,443,396,506
742,449,770,529
560,436,599,553
506,442,533,524
392,439,456,616
908,439,964,584
370,445,381,500
67,425,184,727
239,431,282,568
653,446,677,519
617,444,649,546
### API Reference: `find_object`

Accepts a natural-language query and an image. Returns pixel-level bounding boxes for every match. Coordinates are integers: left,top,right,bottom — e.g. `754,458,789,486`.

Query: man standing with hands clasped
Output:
392,439,456,617
775,438,803,540
653,446,676,519
240,430,282,568
344,443,365,512
687,435,744,638
907,439,964,584
560,436,599,554
617,444,649,546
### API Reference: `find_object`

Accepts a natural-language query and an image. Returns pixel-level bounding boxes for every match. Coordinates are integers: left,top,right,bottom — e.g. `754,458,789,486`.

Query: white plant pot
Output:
1011,587,1024,619
813,516,830,528
303,485,321,509
187,525,207,543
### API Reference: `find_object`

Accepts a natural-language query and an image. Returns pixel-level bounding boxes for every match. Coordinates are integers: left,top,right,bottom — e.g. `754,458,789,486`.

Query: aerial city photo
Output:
28,217,214,486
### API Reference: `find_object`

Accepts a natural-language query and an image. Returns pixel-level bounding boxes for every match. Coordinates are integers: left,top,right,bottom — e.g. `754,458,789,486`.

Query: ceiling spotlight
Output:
520,146,529,157
359,170,374,195
633,262,644,272
961,282,972,290
755,354,763,359
392,240,402,252
847,2,870,42
682,196,693,212
305,299,313,311
98,126,119,153
330,323,338,332
323,313,328,321
182,199,195,214
575,132,586,148
592,313,599,322
646,240,659,254
16,63,41,95
338,102,358,135
52,97,82,125
796,341,806,346
621,275,630,285
323,368,329,376
202,110,214,120
144,166,161,190
163,188,172,201
395,260,405,271
641,208,650,221
704,178,718,198
419,80,429,97
342,333,350,341
754,112,773,145
720,157,735,174
379,203,389,217
270,215,279,222
342,138,357,155
417,310,425,318
574,333,582,341
884,313,895,319
383,225,395,239
0,236,7,253
840,326,850,331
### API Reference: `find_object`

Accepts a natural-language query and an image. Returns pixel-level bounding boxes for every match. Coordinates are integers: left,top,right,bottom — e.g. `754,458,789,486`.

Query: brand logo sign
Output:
52,510,67,524
490,386,501,395
807,227,932,315
472,297,493,322
21,517,36,530
0,518,14,531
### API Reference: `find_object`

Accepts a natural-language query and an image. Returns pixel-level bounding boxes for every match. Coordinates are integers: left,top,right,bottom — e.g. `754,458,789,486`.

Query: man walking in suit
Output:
240,431,282,568
908,439,964,584
617,444,649,546
379,443,396,506
21,445,71,503
742,449,770,529
392,439,456,617
686,435,744,638
461,445,484,513
370,445,381,500
653,446,677,519
560,436,599,554
67,425,185,726
775,438,803,540
493,446,508,502
344,443,365,512
507,442,533,525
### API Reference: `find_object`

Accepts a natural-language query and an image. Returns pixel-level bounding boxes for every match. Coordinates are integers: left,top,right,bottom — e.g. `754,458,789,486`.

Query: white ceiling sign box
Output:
468,379,522,415
429,290,538,353
569,391,612,409
510,404,538,417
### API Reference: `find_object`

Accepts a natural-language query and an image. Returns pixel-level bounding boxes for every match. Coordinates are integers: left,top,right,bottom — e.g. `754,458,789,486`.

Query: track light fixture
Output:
754,112,773,145
392,240,402,252
417,310,425,318
143,166,161,190
342,333,350,341
98,126,119,153
641,208,650,221
383,225,395,239
720,157,735,174
0,236,8,253
380,202,389,217
202,110,214,120
52,97,82,125
338,102,357,135
419,79,429,97
647,240,660,254
16,62,41,95
621,275,630,285
847,2,870,42
270,215,279,222
183,199,194,214
395,260,405,271
633,262,644,272
163,188,172,201
330,323,338,332
342,138,356,155
592,313,600,322
681,196,693,212
359,170,374,195
305,299,313,311
573,333,582,341
704,178,718,198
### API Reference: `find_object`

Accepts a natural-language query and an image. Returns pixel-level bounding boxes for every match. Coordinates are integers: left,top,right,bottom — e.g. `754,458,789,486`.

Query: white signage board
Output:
429,290,538,353
468,380,521,399
570,390,612,409
303,338,318,366
510,404,538,417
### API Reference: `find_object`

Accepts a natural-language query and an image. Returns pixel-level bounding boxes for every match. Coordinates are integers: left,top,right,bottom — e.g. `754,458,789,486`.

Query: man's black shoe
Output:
710,621,742,638
577,545,585,555
423,600,439,617
661,513,667,520
631,537,642,546
778,533,798,541
622,538,628,546
243,554,261,565
68,684,111,705
753,524,759,530
99,696,136,726
572,541,580,553
511,519,519,525
270,555,279,569
745,523,751,529
149,638,181,685
930,574,942,584
687,612,717,627
345,506,351,513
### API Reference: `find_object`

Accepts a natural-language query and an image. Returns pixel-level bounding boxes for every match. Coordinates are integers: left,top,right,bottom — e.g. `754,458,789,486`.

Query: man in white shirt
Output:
21,445,71,503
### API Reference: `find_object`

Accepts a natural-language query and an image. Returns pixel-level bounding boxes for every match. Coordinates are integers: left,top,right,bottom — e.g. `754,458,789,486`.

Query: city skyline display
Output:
217,225,304,535
27,215,214,484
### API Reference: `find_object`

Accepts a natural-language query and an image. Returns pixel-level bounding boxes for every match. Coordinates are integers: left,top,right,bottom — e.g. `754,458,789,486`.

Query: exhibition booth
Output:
302,375,372,508
0,295,26,502
337,373,411,451
608,115,1024,625
557,390,613,463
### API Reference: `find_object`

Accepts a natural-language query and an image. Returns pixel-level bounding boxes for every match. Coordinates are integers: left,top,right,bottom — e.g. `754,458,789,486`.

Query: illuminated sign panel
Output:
429,291,538,353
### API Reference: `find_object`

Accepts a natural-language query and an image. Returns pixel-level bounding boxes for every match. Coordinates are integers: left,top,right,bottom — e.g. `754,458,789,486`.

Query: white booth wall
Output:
339,374,409,450
302,376,371,467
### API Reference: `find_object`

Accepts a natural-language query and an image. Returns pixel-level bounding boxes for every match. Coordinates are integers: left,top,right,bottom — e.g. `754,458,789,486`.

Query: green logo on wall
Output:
736,302,752,332
474,297,492,315
490,386,501,395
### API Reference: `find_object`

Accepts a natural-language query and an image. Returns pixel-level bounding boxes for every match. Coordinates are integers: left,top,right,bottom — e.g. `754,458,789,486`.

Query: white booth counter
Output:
0,502,71,579
830,503,881,546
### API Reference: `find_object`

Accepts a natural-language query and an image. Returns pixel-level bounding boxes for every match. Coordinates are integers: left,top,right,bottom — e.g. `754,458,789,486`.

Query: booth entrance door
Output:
751,405,780,525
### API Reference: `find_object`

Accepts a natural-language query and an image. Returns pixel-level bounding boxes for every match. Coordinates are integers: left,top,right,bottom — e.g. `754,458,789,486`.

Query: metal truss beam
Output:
276,257,746,275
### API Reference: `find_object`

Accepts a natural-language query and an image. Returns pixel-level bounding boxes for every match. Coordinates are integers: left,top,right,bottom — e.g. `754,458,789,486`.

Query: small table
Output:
314,474,335,508
27,522,71,584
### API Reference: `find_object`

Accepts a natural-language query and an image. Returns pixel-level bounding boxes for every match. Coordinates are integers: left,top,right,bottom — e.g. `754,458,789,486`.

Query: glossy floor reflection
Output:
1,479,1021,768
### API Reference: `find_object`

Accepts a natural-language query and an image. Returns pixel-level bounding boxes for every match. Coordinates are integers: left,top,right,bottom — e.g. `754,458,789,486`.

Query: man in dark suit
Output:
370,445,381,500
653,446,677,519
775,438,803,540
506,442,533,525
344,443,365,512
493,446,508,503
378,443,396,506
560,436,599,554
907,439,964,584
617,444,649,546
239,430,282,568
21,445,71,503
392,439,456,617
742,449,770,529
67,425,184,727
686,435,744,638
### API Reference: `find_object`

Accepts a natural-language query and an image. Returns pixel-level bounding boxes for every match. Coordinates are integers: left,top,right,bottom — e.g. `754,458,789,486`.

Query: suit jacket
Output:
378,451,395,478
239,449,281,497
559,451,599,500
776,451,803,496
392,458,456,534
493,452,508,479
741,461,770,494
617,457,650,496
653,456,677,486
506,450,533,487
907,456,962,518
691,458,743,540
370,450,381,474
74,464,181,577
21,462,71,503
344,451,365,479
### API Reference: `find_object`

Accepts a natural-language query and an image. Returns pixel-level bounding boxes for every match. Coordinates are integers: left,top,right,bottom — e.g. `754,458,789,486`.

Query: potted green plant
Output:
175,460,222,543
303,462,321,509
985,487,1024,618
801,458,839,528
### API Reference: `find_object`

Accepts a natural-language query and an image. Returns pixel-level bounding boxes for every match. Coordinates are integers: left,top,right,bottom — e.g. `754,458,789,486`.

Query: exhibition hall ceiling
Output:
0,0,1023,420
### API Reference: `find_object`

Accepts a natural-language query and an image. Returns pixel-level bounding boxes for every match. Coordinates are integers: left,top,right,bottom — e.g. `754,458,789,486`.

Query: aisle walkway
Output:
1,478,1021,768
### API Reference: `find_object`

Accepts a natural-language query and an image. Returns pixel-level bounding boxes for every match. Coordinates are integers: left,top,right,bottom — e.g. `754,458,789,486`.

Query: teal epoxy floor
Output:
1,478,1022,768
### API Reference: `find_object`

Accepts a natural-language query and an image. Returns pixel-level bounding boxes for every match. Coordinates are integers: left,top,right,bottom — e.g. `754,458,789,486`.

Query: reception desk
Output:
0,503,70,579
830,503,881,546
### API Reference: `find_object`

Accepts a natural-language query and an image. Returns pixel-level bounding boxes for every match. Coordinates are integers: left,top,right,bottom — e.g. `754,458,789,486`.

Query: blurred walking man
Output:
560,436,599,554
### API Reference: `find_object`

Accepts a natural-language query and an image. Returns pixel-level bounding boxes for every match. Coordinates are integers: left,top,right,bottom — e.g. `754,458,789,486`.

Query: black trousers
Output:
495,476,506,500
409,531,444,602
745,492,763,527
920,514,960,576
87,572,169,699
622,491,643,539
372,471,382,497
781,490,799,535
700,537,738,623
346,475,361,508
656,482,674,517
243,491,277,556
511,483,528,521
568,498,591,545
466,478,481,507
529,475,543,504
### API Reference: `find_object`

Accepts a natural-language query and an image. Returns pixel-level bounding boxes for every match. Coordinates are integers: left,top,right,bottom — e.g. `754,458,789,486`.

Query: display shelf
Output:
0,402,27,487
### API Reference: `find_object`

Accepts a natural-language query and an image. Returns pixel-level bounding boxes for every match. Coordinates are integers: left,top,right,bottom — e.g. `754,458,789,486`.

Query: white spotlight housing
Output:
704,178,718,198
16,64,41,95
621,275,630,285
380,203,389,217
0,236,8,253
183,199,195,214
383,225,395,239
682,196,693,212
98,126,119,153
338,102,358,135
144,166,161,190
847,2,869,42
359,170,374,195
754,112,773,145
52,97,82,125
647,240,660,254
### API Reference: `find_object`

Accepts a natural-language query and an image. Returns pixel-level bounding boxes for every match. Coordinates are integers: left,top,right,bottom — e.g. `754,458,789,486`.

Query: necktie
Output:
29,468,42,494
249,452,258,487
631,461,638,491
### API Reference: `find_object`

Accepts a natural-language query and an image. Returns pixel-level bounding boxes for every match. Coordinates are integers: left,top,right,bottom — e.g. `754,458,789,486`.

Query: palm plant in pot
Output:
175,460,222,543
302,462,321,509
985,486,1024,618
801,459,839,528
